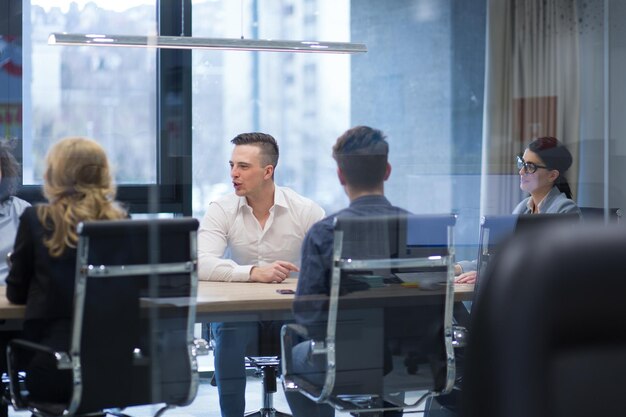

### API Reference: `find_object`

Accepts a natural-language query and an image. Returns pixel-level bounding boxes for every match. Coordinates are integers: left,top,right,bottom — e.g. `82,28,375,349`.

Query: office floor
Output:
6,353,350,417
7,353,429,417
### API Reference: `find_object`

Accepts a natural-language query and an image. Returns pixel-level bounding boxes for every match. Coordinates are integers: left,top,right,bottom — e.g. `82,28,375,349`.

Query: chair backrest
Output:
321,214,457,411
68,218,199,415
463,224,626,417
474,213,580,300
579,206,622,222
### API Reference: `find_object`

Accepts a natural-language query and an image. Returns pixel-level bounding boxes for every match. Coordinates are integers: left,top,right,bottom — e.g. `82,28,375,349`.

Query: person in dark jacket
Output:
6,136,127,402
285,126,409,417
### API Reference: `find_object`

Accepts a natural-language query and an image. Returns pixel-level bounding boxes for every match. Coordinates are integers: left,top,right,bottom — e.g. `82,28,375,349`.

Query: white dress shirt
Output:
198,186,325,282
0,196,31,282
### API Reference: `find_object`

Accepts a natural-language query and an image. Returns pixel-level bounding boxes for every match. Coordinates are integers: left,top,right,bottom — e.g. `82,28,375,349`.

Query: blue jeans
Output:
211,321,259,417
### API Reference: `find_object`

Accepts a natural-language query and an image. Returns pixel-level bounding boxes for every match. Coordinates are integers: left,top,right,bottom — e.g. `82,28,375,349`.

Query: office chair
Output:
244,321,291,417
463,224,626,417
579,206,622,222
6,218,207,417
282,214,464,415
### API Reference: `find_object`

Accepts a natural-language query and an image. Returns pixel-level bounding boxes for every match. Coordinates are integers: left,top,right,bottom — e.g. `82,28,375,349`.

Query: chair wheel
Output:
404,355,419,375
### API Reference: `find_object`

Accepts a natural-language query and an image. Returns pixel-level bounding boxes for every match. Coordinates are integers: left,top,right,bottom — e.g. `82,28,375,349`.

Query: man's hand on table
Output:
250,261,299,283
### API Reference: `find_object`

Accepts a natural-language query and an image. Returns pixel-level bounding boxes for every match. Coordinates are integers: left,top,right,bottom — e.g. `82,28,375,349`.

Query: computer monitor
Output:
336,214,457,289
393,214,457,288
473,213,580,300
402,214,457,258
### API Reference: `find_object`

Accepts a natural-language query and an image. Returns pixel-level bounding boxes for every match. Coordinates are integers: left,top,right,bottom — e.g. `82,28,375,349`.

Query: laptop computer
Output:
392,214,457,289
472,212,581,301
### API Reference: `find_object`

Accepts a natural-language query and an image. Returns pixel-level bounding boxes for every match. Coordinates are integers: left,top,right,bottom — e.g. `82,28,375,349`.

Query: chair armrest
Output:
281,324,304,391
6,339,71,410
8,339,71,369
282,323,309,339
280,323,327,392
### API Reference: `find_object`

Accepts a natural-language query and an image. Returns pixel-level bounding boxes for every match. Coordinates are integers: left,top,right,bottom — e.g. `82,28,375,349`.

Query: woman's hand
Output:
455,270,477,284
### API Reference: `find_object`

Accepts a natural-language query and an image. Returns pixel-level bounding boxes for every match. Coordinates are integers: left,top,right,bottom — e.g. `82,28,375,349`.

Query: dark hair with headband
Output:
528,137,574,199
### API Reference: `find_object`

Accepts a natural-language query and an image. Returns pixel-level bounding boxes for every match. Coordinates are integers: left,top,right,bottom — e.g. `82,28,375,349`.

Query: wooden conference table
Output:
0,279,474,323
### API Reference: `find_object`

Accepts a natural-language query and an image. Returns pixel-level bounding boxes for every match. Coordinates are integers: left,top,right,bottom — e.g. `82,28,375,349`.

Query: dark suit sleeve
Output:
293,220,334,339
5,210,35,304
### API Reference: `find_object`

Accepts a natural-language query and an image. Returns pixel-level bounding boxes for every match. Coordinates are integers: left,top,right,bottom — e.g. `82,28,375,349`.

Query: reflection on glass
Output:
191,0,350,217
24,1,157,185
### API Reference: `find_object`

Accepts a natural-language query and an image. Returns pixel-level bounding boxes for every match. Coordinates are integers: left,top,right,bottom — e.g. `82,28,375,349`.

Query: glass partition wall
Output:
2,0,626,414
190,0,626,257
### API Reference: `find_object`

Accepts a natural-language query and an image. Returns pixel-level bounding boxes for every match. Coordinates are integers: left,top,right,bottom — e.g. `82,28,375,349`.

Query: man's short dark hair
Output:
332,126,389,190
0,139,20,202
231,132,279,168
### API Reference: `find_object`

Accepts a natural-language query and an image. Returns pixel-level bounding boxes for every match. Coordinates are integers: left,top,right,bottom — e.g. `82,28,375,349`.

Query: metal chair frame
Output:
282,215,462,415
6,218,207,417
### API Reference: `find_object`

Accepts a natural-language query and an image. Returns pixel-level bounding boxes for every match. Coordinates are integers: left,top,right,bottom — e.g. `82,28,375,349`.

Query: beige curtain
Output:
480,0,580,215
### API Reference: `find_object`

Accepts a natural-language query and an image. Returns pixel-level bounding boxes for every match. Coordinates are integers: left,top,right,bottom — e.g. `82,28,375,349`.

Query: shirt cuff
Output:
457,260,477,273
231,264,254,282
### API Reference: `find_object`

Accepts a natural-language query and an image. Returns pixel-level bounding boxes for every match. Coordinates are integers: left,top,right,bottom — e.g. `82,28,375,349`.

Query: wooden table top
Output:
0,280,474,321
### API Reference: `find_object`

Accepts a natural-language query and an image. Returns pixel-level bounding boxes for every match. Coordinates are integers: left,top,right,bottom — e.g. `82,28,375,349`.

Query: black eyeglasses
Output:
516,155,549,174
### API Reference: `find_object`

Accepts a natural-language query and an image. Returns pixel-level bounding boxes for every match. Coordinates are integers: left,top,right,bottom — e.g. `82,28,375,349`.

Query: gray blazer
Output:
512,186,581,216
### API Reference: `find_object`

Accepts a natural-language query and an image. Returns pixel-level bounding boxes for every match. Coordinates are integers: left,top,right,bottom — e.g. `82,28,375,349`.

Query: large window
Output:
5,0,192,214
24,0,157,184
189,0,486,259
191,0,350,217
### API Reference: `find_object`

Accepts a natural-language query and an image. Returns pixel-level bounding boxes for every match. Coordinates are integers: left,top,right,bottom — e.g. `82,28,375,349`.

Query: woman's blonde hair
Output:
38,137,127,257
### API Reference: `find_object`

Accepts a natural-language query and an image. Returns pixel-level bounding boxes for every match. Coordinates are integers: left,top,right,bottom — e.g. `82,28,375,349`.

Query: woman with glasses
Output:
513,136,580,215
455,137,580,284
440,137,583,417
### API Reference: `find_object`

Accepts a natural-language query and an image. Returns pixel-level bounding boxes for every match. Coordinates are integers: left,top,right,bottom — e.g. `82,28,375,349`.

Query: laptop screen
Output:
392,214,457,288
472,213,580,301
403,214,457,258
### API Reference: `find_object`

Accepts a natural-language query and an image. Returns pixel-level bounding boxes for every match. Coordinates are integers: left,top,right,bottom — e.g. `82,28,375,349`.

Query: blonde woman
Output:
5,137,126,402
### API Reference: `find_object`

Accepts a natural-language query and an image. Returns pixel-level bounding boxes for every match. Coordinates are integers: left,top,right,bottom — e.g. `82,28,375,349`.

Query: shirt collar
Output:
0,198,12,217
526,186,559,213
349,194,392,207
273,186,288,209
237,185,287,212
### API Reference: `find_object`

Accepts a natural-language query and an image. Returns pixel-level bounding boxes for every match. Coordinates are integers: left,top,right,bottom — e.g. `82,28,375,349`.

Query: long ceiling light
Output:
48,33,367,54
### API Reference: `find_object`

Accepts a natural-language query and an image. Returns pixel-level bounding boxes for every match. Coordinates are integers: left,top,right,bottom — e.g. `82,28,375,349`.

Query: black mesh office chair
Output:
282,214,463,415
463,223,626,417
6,218,207,417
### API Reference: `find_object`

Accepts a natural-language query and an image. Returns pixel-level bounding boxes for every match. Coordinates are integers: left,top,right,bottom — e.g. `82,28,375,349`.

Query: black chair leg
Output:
0,376,10,417
244,365,291,417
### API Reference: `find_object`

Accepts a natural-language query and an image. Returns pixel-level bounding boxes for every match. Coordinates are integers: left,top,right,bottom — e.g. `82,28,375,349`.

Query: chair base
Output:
244,358,292,417
244,408,292,417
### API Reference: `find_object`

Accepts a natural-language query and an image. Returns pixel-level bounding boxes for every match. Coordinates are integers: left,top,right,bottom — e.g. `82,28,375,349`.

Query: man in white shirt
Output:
198,132,324,417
